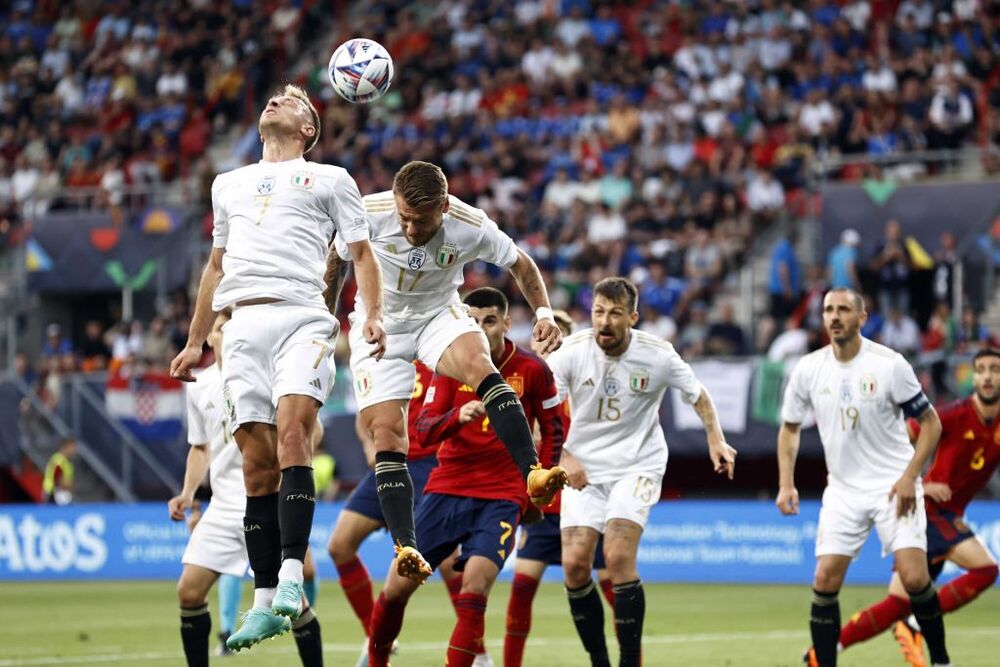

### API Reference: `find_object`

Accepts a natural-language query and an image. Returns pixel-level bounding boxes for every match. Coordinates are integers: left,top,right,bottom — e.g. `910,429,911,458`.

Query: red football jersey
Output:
406,360,438,460
917,398,1000,514
416,340,564,512
541,401,572,515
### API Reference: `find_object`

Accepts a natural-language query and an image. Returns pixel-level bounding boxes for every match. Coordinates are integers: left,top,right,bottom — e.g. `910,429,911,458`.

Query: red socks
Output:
840,594,910,648
368,591,406,667
504,574,541,667
938,564,999,613
600,578,615,608
446,592,488,667
336,556,374,634
444,572,464,613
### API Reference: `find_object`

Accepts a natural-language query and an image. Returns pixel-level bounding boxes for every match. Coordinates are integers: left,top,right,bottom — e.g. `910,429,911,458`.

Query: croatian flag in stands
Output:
106,373,184,441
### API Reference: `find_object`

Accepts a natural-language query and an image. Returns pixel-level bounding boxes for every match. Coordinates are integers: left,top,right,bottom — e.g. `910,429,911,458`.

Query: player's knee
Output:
813,569,844,593
982,563,999,585
177,578,207,608
277,424,311,458
243,461,280,495
371,421,407,453
327,535,356,564
603,547,637,580
562,556,592,588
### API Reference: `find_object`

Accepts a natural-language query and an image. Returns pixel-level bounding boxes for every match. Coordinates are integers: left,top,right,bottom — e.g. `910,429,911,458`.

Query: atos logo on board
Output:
0,513,107,573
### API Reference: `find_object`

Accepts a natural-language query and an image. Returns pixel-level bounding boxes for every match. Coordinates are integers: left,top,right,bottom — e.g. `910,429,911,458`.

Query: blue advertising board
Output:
2,500,999,585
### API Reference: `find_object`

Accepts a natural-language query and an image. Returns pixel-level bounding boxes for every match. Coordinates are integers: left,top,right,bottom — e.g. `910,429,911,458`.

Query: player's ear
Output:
504,315,511,333
302,123,316,139
629,310,639,326
441,198,450,215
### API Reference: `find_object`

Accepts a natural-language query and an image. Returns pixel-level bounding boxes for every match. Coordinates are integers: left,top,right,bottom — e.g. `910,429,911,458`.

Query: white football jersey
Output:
546,329,703,484
335,191,518,325
212,157,369,310
781,338,927,492
185,364,244,514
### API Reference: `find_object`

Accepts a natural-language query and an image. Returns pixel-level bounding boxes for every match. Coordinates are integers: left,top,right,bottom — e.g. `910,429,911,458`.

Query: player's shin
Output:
180,604,211,667
374,451,418,548
909,583,950,665
279,466,316,582
566,579,611,667
292,607,324,667
810,590,841,667
613,580,644,667
838,594,910,648
369,592,407,667
937,564,998,613
447,593,488,667
336,556,375,632
476,373,538,479
217,574,243,635
505,574,540,667
245,493,281,608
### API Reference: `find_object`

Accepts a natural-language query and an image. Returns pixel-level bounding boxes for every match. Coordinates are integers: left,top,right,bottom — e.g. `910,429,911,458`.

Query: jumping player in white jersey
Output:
170,84,387,651
545,277,737,667
327,160,567,583
776,288,952,667
169,310,325,666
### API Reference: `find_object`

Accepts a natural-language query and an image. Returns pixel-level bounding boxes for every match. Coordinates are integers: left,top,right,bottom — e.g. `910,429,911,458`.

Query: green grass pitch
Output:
0,581,997,666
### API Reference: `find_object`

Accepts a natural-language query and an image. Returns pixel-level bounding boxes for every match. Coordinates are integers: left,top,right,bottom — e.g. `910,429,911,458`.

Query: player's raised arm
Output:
776,421,801,515
346,238,387,360
508,248,561,355
692,388,736,480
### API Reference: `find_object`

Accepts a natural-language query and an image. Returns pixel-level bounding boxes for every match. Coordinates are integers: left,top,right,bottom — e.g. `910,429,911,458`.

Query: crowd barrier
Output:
2,500,999,586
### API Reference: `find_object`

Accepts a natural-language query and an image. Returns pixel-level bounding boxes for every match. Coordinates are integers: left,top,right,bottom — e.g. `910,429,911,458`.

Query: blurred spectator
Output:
142,317,175,370
746,169,785,220
933,231,959,305
43,437,77,505
871,219,912,315
41,323,72,361
678,301,709,358
768,228,801,321
79,320,111,371
929,77,973,149
767,318,811,362
860,293,886,340
881,308,921,355
706,303,748,356
956,308,993,351
828,228,861,290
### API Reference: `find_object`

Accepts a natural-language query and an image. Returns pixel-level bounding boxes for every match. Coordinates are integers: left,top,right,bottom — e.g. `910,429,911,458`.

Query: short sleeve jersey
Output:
921,398,1000,514
335,192,518,323
211,157,369,310
184,364,244,514
781,338,928,492
545,329,702,484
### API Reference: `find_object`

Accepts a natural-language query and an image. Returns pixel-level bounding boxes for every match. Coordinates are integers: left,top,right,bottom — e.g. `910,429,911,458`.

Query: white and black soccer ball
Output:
328,38,394,104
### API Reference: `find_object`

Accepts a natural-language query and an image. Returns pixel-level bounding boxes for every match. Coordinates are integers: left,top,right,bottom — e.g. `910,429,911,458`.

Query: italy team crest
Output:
629,368,649,392
257,176,275,194
355,370,374,398
223,383,236,422
436,243,458,267
290,171,314,189
408,248,426,270
603,376,620,396
860,374,877,397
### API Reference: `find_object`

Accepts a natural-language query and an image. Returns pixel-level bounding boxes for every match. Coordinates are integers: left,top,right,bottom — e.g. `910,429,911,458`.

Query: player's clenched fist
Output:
363,316,387,360
559,450,588,490
776,486,799,515
458,400,486,424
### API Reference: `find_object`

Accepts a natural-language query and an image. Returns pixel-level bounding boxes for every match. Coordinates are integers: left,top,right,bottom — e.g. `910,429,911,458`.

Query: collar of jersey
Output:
258,157,306,166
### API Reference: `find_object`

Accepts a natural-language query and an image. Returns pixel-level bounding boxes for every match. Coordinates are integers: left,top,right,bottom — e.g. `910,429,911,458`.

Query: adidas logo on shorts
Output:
310,378,322,390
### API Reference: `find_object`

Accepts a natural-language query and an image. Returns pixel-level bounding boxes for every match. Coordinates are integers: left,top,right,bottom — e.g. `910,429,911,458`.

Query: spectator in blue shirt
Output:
828,228,861,289
41,323,73,359
769,229,801,321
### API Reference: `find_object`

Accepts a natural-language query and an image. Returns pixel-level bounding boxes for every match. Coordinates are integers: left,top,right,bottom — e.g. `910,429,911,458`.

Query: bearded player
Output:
365,287,565,667
834,348,1000,665
329,161,566,583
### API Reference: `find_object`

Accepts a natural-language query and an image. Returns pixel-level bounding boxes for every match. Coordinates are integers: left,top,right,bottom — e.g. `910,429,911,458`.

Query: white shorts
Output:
222,302,338,428
182,506,249,578
816,484,927,559
348,304,485,411
560,473,663,533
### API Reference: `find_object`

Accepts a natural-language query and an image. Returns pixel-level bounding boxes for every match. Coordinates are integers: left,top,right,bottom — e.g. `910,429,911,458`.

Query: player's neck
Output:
831,335,862,363
261,135,304,163
973,393,1000,421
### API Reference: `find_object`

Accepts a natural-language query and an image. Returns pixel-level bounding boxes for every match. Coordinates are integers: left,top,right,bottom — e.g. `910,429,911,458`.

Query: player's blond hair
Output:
393,161,449,208
282,84,321,154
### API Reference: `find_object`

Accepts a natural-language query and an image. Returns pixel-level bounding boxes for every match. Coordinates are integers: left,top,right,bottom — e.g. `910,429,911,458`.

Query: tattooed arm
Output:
323,248,349,317
692,388,737,480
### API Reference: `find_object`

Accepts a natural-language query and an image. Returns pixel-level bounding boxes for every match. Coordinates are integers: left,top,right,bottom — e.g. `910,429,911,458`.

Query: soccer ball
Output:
327,38,394,104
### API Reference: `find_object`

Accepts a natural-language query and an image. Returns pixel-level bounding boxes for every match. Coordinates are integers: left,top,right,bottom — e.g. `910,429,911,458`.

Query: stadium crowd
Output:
5,0,1000,395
